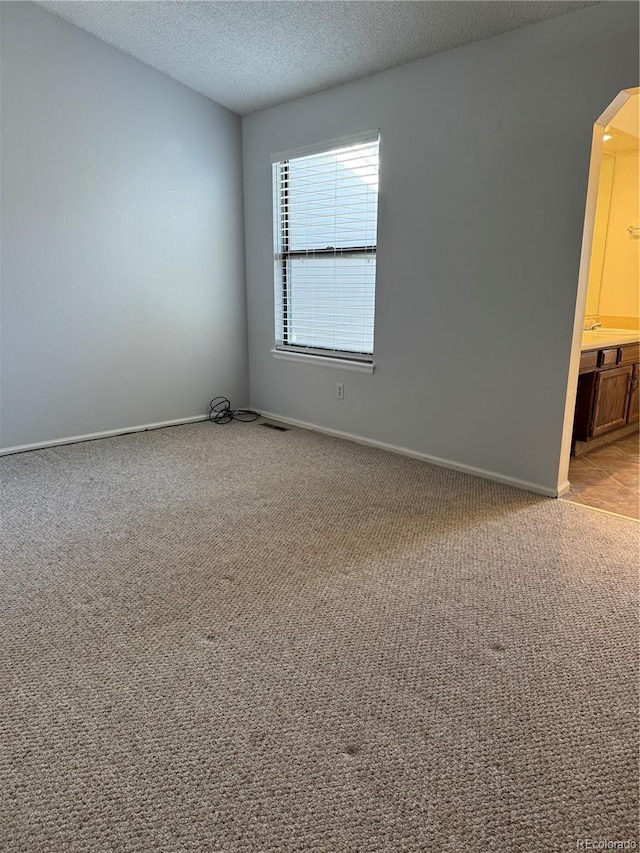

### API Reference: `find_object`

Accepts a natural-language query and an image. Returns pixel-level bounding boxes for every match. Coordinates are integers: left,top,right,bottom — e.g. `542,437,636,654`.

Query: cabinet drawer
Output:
579,351,598,373
619,343,640,365
598,347,620,368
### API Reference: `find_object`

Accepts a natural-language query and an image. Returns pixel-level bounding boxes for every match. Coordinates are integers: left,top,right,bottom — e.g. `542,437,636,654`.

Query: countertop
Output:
581,329,640,352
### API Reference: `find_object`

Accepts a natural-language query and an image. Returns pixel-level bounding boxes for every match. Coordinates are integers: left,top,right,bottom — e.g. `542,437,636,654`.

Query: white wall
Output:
0,2,248,451
242,2,639,494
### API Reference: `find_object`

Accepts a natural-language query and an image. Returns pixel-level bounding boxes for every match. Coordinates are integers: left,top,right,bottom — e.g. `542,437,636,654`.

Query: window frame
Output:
272,132,380,364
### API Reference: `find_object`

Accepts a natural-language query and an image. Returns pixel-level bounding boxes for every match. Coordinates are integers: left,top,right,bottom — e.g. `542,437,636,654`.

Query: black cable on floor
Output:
209,396,260,425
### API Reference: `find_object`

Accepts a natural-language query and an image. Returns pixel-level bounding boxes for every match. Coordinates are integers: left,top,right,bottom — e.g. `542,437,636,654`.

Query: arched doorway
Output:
558,87,639,517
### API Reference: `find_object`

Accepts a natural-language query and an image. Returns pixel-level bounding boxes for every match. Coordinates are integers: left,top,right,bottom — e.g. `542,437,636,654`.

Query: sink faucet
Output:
584,321,602,331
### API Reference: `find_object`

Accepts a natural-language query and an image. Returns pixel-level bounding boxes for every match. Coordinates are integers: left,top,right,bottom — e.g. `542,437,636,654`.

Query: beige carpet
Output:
1,421,638,852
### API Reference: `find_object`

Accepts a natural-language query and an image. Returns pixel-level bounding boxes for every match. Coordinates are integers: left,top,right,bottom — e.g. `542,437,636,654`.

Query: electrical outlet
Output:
336,382,344,400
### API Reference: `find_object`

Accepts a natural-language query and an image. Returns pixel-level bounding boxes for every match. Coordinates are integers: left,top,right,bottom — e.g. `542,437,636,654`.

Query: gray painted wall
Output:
0,2,248,450
242,2,639,493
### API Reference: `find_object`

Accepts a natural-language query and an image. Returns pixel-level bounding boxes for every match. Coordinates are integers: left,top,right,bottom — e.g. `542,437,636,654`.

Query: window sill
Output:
271,349,375,374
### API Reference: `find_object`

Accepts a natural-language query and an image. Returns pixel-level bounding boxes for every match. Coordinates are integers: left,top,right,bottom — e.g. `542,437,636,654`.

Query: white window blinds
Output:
273,135,380,361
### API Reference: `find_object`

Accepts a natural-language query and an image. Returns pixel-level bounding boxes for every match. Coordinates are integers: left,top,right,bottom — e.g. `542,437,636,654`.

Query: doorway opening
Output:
559,88,639,519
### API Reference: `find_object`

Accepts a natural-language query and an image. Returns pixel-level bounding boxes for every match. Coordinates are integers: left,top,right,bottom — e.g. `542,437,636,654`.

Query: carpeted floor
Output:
1,421,638,852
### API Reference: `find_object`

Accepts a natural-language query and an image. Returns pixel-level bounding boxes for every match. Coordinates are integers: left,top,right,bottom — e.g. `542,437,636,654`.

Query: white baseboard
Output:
0,414,208,458
259,409,560,497
557,480,572,497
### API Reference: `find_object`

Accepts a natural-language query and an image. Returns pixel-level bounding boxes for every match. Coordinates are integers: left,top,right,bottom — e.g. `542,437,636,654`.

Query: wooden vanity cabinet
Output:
591,364,634,436
573,342,640,443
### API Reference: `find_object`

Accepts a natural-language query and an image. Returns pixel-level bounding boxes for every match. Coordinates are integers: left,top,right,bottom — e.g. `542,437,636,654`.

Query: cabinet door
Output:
591,365,633,436
627,364,640,424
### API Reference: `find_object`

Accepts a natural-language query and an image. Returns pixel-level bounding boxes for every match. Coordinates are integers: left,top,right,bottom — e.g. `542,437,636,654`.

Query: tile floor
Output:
563,431,640,520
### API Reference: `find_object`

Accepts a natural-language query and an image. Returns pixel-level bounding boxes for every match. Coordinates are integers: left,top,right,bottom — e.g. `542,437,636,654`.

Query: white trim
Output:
271,349,375,373
557,480,571,497
258,409,561,497
0,414,208,457
271,129,380,164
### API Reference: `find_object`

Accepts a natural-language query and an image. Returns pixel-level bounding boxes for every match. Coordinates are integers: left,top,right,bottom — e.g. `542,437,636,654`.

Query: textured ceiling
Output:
38,1,599,115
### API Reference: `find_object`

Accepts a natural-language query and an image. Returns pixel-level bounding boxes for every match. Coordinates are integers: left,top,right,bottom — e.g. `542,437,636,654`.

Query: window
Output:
272,133,380,362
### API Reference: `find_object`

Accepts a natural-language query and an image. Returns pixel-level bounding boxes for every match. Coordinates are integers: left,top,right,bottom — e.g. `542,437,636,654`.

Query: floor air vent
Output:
260,422,290,432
